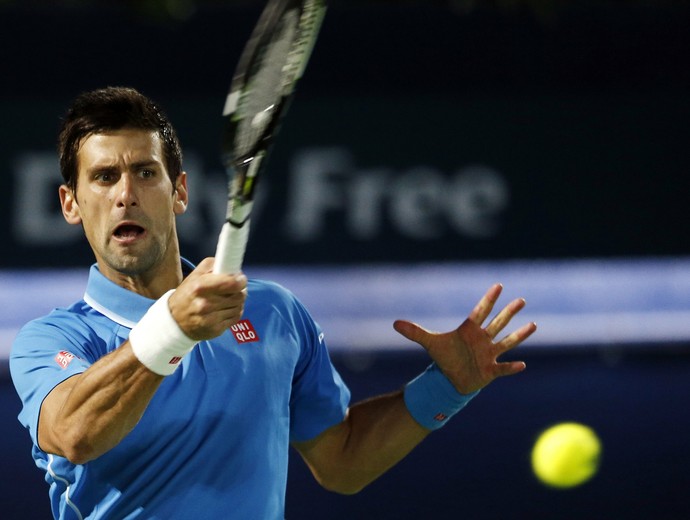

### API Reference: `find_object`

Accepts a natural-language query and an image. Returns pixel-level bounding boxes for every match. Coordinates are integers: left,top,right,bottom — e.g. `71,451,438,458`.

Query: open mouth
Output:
113,224,145,240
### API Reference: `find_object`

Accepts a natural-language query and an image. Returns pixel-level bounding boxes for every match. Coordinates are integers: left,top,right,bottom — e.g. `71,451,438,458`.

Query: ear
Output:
173,171,189,215
59,185,82,225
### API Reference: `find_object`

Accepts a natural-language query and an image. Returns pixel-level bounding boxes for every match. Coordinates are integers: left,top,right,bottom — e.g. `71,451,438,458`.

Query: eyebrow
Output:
87,160,161,174
129,160,161,170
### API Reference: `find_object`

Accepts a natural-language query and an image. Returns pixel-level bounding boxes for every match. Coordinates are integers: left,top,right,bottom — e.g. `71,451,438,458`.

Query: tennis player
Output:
10,87,536,519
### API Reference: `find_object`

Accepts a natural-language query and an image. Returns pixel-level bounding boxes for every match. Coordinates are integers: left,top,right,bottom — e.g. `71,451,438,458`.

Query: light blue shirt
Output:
10,260,350,519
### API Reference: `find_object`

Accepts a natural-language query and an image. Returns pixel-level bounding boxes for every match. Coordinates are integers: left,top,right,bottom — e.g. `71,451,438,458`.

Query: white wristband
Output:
129,289,197,376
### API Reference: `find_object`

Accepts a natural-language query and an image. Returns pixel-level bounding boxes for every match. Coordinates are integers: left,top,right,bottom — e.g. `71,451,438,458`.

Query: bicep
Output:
292,409,351,487
291,391,430,494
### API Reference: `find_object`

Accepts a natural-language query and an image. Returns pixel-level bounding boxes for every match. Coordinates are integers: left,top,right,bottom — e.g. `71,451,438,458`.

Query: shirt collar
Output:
83,258,195,329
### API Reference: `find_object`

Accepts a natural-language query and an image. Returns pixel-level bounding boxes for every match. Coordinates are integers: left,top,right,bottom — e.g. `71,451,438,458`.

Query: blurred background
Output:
1,0,689,518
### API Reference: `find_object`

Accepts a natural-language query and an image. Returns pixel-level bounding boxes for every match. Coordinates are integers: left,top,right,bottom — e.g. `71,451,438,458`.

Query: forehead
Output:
77,128,163,169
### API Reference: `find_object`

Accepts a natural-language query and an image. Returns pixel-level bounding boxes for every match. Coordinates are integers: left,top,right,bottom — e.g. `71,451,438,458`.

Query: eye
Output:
94,171,114,183
140,168,156,179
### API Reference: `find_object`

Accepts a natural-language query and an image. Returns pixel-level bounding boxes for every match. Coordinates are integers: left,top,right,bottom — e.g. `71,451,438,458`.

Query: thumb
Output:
196,257,216,273
393,320,432,348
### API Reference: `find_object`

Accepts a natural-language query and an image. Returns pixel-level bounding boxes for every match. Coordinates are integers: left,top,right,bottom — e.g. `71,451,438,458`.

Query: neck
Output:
96,247,184,300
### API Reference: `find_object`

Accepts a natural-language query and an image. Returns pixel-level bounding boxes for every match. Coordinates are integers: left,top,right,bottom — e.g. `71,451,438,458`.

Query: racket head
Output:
221,0,327,225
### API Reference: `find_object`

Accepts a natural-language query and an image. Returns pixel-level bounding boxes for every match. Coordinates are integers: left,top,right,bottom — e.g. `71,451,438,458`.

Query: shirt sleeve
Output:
286,293,351,443
9,310,98,447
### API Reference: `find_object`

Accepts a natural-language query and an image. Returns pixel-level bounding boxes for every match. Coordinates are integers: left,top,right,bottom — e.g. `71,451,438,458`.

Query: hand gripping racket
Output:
213,0,327,274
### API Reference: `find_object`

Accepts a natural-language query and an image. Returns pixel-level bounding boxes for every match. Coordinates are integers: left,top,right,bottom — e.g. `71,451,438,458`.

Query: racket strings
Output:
235,10,299,158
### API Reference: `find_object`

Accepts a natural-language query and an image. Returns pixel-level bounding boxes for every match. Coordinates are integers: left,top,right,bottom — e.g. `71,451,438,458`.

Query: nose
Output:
115,173,138,207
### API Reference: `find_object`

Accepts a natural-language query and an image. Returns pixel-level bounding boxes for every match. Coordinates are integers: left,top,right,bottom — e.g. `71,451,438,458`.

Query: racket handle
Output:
213,221,250,274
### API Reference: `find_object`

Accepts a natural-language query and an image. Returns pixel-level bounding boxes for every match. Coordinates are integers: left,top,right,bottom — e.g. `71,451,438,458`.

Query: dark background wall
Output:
2,1,690,518
1,1,689,268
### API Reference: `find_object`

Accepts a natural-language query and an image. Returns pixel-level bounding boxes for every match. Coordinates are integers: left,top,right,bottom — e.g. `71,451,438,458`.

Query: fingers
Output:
468,283,503,325
195,257,216,273
470,283,533,342
494,360,527,378
170,261,249,340
496,321,538,353
393,320,432,349
490,321,536,382
192,258,247,288
394,285,535,394
395,286,535,350
485,297,526,339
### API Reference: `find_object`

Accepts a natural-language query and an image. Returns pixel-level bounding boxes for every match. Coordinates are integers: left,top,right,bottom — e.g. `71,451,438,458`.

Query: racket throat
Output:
224,150,263,225
226,200,254,228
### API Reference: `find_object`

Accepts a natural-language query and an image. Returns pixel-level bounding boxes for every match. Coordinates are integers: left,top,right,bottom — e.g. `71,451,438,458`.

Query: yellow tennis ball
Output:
531,422,601,489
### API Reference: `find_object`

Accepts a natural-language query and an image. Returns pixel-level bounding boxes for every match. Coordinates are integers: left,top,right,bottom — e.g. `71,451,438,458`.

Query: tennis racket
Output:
213,0,327,274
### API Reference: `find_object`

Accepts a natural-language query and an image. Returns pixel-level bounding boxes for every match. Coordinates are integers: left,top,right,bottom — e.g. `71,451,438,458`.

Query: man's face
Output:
60,128,187,280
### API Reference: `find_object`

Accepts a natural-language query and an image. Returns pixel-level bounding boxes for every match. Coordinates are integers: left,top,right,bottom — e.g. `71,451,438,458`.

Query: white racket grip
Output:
213,221,250,274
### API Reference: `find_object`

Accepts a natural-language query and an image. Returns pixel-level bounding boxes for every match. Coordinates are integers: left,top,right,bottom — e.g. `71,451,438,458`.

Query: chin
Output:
103,250,161,277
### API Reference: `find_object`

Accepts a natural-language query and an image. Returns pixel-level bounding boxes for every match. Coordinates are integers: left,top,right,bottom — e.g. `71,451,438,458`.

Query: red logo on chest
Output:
55,351,75,369
230,319,260,344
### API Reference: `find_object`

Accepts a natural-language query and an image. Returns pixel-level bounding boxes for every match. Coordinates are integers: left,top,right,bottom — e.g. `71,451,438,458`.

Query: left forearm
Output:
295,283,535,494
296,390,430,494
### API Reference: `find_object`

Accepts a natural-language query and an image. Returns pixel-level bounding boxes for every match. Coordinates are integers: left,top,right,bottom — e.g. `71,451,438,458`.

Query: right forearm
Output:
40,343,163,464
39,264,247,464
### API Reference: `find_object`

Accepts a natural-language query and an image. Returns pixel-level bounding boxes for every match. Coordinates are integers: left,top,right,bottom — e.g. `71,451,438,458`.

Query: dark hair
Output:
58,86,183,192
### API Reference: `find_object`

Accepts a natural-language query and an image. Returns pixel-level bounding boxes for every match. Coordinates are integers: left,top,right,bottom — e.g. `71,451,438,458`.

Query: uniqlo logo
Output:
55,351,75,369
231,319,260,344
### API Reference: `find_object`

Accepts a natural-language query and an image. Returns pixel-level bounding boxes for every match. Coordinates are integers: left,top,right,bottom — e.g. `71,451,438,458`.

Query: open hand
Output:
393,283,536,395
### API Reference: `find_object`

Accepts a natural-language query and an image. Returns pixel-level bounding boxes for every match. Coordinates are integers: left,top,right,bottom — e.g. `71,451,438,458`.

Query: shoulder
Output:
245,278,318,331
16,301,91,337
247,278,301,307
11,300,112,362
